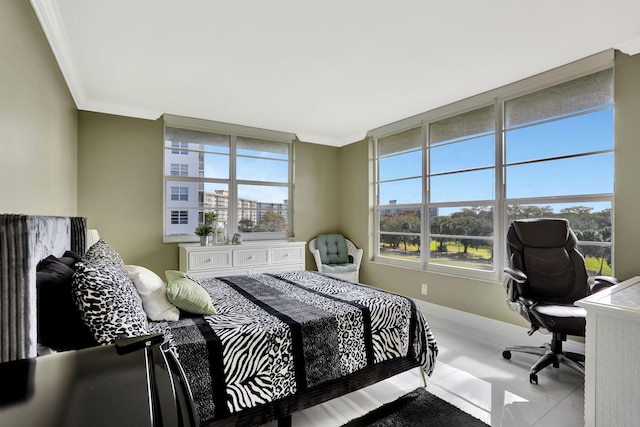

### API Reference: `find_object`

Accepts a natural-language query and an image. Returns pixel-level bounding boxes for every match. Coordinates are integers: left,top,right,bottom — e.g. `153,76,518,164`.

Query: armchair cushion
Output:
321,263,358,274
316,234,349,265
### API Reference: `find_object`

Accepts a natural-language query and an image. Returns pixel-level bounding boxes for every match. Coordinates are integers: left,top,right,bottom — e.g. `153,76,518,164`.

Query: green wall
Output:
0,0,77,216
77,112,176,274
291,140,342,270
613,52,640,280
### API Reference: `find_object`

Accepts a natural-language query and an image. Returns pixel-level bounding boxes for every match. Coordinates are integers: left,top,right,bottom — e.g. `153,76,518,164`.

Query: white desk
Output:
576,276,640,427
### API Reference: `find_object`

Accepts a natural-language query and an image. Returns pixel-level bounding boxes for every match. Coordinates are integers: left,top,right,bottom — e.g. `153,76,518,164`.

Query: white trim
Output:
30,0,86,108
82,100,161,121
614,36,640,56
164,234,199,244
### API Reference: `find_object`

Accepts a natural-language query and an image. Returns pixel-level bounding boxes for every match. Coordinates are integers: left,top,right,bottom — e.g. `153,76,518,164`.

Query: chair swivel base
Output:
502,335,585,384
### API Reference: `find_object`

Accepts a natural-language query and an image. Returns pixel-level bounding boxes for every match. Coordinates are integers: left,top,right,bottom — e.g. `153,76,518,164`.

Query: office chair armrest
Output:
591,275,619,293
518,296,536,308
504,268,529,314
504,267,527,283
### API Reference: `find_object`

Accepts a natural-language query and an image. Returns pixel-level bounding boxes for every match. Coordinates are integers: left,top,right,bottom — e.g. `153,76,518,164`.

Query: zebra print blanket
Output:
155,271,438,424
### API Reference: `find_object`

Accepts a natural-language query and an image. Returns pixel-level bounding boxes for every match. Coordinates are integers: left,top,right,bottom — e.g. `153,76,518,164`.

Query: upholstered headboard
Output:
0,215,87,362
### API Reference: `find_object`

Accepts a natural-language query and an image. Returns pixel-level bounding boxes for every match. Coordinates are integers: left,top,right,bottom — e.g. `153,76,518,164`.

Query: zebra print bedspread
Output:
155,271,438,424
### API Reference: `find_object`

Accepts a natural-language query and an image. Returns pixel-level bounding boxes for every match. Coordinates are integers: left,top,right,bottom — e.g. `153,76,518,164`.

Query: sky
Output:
203,150,289,204
378,108,613,212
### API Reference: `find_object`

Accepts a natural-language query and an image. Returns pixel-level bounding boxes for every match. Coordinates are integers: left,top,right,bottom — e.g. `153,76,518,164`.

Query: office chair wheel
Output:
530,373,538,385
502,350,511,360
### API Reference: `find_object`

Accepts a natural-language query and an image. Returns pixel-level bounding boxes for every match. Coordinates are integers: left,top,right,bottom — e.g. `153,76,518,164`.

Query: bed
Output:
0,214,438,426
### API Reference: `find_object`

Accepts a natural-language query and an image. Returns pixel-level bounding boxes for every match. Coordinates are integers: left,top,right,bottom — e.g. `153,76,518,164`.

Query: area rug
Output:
341,387,489,427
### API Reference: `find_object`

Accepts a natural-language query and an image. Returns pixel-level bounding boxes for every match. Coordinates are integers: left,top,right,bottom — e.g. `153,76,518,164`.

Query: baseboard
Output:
413,299,585,353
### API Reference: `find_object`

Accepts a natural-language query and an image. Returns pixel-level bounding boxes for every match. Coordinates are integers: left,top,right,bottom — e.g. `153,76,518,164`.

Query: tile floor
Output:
427,310,585,427
264,305,585,426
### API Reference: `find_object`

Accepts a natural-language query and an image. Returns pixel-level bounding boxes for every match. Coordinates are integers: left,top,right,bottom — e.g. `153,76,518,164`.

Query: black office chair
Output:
502,218,617,384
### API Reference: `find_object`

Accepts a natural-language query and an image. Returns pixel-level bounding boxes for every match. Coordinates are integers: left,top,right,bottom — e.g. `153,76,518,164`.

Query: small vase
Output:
200,236,208,246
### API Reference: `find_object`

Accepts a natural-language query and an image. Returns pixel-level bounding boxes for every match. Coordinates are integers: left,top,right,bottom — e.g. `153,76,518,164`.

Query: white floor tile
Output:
261,310,584,427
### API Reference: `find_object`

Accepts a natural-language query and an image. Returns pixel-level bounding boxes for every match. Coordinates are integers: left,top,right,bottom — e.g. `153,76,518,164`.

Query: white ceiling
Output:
32,0,640,146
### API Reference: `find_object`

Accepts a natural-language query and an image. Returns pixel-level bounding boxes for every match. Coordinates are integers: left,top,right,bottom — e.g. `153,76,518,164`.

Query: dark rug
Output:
341,387,489,427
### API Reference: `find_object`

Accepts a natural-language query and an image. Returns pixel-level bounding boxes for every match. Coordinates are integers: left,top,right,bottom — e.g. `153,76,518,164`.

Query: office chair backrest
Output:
507,218,590,304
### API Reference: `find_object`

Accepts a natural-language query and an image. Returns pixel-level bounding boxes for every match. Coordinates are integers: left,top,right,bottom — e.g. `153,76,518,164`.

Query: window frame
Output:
370,50,615,282
163,115,295,243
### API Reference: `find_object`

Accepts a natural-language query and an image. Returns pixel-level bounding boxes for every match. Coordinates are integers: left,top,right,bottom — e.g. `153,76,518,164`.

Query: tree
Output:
259,212,286,232
507,205,554,220
430,215,450,253
379,210,420,252
238,218,254,232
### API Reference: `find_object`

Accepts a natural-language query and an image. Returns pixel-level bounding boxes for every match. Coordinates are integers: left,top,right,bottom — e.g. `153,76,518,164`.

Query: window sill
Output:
369,258,502,286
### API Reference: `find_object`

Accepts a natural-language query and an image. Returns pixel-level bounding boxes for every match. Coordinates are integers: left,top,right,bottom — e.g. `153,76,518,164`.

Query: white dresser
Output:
178,240,306,278
576,276,640,427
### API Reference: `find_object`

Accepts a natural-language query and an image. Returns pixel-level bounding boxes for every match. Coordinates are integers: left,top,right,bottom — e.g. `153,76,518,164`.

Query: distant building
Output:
205,190,289,228
165,141,289,235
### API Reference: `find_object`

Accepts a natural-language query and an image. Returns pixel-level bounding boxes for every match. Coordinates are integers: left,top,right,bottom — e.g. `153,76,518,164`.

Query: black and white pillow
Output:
82,239,125,266
72,257,149,345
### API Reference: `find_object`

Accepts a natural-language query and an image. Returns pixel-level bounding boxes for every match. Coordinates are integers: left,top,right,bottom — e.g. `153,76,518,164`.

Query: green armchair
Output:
309,234,363,282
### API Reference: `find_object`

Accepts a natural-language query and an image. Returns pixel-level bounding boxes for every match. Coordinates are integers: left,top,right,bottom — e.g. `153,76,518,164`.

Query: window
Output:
163,116,295,242
373,58,614,281
503,69,614,278
428,105,495,272
170,163,188,176
377,127,422,261
171,210,188,225
171,141,188,155
171,186,189,201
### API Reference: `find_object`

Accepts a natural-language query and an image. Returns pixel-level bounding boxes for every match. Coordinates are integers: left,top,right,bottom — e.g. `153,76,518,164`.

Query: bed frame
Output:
0,214,426,426
0,214,87,362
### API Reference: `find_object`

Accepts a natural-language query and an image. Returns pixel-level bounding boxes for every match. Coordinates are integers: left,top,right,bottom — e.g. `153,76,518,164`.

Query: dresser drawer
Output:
233,248,269,266
271,246,304,264
188,250,232,271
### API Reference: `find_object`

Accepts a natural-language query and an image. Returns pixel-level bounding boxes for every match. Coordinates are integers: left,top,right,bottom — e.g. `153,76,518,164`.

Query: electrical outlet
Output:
421,283,428,295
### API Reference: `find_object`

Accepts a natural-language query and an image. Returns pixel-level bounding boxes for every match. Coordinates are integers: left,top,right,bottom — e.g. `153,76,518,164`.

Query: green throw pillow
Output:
165,270,216,315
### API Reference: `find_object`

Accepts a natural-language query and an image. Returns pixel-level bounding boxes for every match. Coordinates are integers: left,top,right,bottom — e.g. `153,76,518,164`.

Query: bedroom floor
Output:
263,307,584,427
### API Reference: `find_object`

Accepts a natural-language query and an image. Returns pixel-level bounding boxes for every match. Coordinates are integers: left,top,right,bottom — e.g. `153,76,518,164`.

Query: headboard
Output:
0,215,87,362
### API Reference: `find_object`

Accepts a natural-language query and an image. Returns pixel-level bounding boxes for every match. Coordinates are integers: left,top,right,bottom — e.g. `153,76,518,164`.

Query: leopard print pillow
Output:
72,257,149,345
83,239,124,266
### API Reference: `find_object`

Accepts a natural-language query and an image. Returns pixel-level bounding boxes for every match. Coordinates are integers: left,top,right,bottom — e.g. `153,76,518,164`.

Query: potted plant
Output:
194,223,214,246
194,212,219,245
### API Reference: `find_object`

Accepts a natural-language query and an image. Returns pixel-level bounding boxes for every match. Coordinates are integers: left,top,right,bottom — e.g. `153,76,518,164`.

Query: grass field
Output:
379,240,612,276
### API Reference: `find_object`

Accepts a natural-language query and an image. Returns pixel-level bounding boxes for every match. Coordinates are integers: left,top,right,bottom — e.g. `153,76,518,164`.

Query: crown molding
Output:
82,100,162,121
615,36,640,56
30,0,86,108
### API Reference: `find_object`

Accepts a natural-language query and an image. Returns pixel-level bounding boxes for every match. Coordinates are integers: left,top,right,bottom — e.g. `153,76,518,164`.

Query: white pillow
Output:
124,265,180,321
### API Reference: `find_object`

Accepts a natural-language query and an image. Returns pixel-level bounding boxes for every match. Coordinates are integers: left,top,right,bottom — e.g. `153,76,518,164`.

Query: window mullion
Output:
495,98,506,277
422,123,429,268
229,135,238,236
